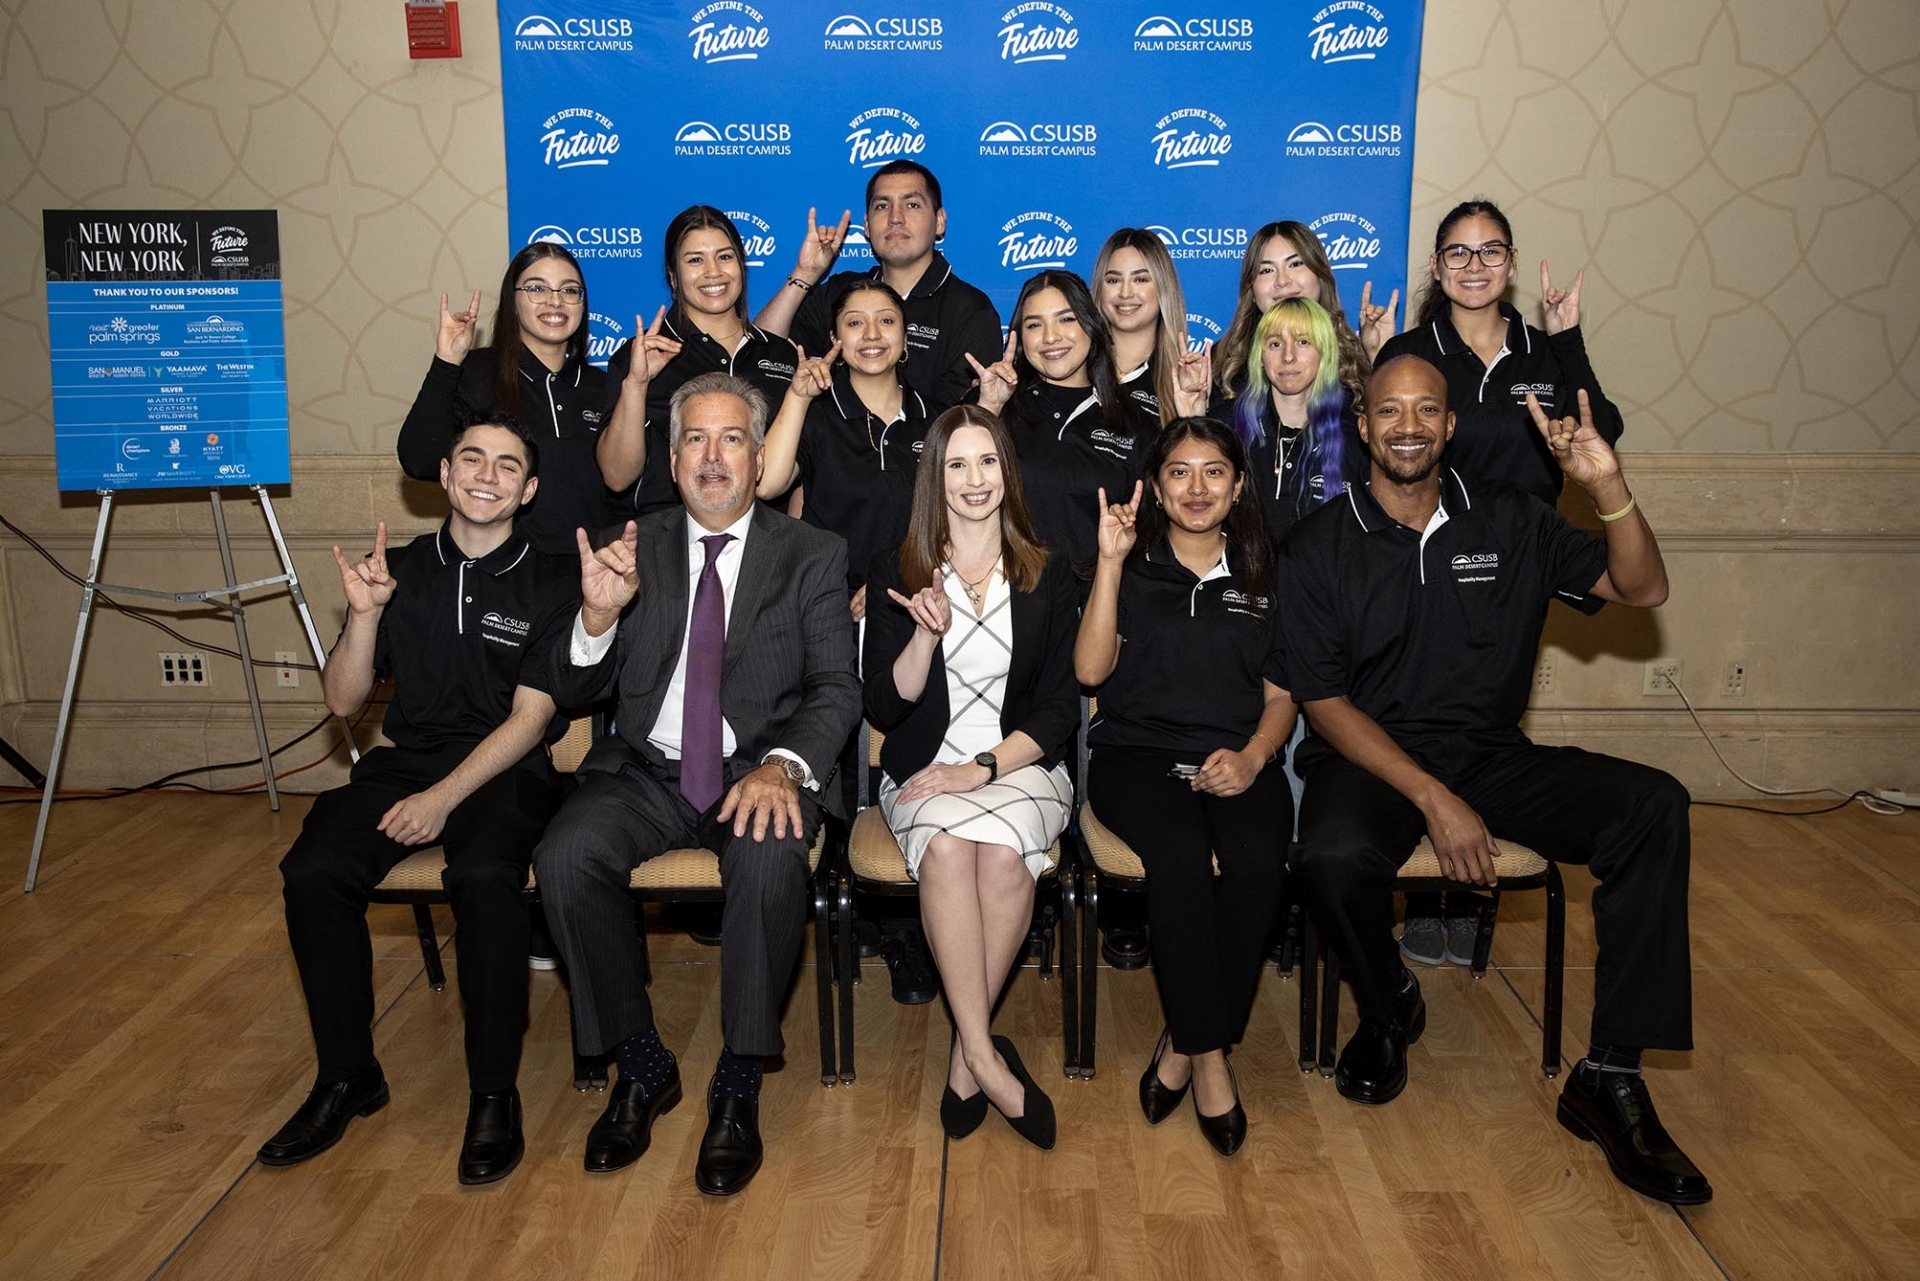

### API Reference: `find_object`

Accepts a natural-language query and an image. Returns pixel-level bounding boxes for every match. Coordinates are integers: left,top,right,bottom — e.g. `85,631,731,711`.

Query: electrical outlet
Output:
1642,660,1682,695
1532,652,1556,695
159,652,209,687
1722,660,1747,699
275,651,299,689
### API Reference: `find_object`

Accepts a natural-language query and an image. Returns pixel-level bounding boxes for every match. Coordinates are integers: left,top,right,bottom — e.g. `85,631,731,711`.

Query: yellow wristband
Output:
1597,494,1637,523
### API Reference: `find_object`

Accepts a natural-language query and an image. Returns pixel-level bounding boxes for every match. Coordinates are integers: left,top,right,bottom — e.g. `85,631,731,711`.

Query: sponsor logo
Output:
1285,120,1403,158
89,316,161,345
1451,552,1499,584
673,119,793,156
122,437,150,459
527,223,645,259
1151,108,1232,169
168,437,182,454
482,611,532,637
540,108,619,168
978,120,1097,158
1184,311,1224,352
1308,212,1380,272
207,225,251,268
1133,12,1254,52
997,210,1077,272
823,13,944,51
726,210,777,267
217,462,250,477
846,106,927,168
998,2,1077,63
1147,224,1248,261
587,312,625,367
513,13,635,51
688,2,770,62
1308,2,1389,63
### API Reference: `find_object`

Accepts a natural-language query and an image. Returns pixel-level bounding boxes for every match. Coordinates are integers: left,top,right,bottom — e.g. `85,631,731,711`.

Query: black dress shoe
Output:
1334,971,1427,1105
1557,1067,1713,1205
940,1085,989,1139
584,1065,683,1172
257,1062,389,1166
458,1089,524,1185
989,1035,1056,1150
1101,924,1150,971
881,928,938,1005
1195,1058,1247,1157
695,1095,764,1195
1138,1028,1190,1125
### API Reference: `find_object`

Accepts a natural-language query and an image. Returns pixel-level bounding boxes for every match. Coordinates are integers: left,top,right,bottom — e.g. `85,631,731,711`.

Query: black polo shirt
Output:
1088,539,1286,758
1119,353,1161,422
396,347,611,556
1376,304,1623,505
601,308,797,517
795,365,931,592
370,524,579,756
1004,380,1156,572
1276,469,1610,778
791,250,1001,413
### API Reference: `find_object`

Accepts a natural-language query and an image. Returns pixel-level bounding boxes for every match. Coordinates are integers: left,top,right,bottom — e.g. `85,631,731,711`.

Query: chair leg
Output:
1297,916,1319,1072
1275,894,1301,978
634,897,653,990
1470,891,1499,978
1544,865,1566,1078
411,904,446,990
1038,905,1056,982
835,875,856,1084
1079,869,1100,1079
1059,859,1081,1077
813,863,836,1088
1317,945,1340,1077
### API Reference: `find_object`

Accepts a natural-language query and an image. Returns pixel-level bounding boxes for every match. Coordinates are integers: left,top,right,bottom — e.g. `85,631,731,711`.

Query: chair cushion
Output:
373,848,457,893
1080,804,1222,879
848,807,1059,885
1398,836,1547,880
628,826,825,890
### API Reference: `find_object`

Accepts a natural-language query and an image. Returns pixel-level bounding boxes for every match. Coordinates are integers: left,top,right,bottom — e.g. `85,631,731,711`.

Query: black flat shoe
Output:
989,1035,1055,1151
1557,1067,1713,1205
1195,1059,1247,1157
1101,924,1150,971
584,1064,683,1172
458,1089,524,1185
257,1061,389,1166
941,1085,989,1139
695,1095,764,1195
1138,1028,1190,1125
1335,971,1426,1105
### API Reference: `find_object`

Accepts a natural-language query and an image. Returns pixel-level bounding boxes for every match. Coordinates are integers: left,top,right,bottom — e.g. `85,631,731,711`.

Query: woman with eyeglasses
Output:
1376,199,1623,506
596,205,799,518
398,242,611,553
1213,221,1393,407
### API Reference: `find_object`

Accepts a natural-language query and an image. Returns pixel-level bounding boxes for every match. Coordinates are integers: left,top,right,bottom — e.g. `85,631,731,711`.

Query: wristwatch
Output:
769,756,809,785
973,752,999,783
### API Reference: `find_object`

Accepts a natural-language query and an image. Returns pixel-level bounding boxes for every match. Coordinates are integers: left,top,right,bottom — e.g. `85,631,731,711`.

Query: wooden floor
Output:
3,794,1918,1280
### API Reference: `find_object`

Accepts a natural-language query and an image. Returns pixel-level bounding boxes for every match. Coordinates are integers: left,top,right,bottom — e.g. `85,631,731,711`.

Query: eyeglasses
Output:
1438,242,1511,269
515,283,586,303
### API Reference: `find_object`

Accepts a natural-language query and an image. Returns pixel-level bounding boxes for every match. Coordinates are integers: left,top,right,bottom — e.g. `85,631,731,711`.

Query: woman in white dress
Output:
862,404,1080,1150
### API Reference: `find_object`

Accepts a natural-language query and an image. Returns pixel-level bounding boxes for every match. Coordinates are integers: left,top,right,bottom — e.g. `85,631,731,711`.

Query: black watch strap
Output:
974,752,999,783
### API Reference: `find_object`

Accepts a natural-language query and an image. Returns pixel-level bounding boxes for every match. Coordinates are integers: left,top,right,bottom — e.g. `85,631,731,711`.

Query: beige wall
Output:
0,0,1916,802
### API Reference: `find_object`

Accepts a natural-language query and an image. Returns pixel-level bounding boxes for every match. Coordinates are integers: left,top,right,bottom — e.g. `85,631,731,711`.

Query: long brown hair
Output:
897,405,1049,594
489,242,589,414
1092,228,1189,426
1214,221,1367,401
1413,199,1515,330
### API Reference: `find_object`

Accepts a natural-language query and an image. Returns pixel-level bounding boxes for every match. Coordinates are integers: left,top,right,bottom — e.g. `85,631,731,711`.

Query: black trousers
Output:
533,760,821,1058
1293,741,1693,1049
1089,748,1292,1056
280,745,560,1093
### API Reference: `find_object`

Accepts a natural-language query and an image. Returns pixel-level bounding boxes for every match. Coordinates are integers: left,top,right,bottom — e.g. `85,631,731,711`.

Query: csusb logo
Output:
846,107,927,168
839,223,876,262
674,119,793,157
1286,121,1403,157
526,224,645,260
997,211,1077,272
688,2,770,63
1309,212,1381,272
726,210,777,267
1132,13,1255,51
512,13,635,51
998,2,1078,63
540,108,619,168
978,120,1097,158
586,313,624,367
1151,108,1232,169
1184,311,1224,353
208,224,250,267
823,14,944,51
1148,224,1247,261
1308,2,1389,63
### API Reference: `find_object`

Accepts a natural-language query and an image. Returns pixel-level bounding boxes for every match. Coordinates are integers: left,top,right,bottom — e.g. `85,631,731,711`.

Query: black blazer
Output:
862,547,1079,784
551,503,862,818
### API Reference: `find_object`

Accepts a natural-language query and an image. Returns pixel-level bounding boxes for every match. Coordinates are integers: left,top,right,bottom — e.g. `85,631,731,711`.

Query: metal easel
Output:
24,483,353,891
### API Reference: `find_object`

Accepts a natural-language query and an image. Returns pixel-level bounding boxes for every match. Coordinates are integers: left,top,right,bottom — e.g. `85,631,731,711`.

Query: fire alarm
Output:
406,0,462,59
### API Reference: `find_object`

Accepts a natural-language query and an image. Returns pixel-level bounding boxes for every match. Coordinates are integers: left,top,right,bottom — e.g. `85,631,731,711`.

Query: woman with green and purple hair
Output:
1220,297,1364,546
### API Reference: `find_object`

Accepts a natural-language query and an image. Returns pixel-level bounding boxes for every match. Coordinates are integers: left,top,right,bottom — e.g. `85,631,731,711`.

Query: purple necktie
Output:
679,533,733,812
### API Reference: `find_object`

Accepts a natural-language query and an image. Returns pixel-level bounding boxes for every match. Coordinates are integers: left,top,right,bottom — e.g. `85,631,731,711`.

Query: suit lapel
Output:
723,505,779,675
648,513,691,695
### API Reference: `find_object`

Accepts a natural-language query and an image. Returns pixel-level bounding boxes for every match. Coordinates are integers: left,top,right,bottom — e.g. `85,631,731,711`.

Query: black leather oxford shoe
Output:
584,1065,683,1173
1334,972,1426,1105
457,1089,524,1185
695,1095,764,1195
1557,1067,1713,1205
257,1061,390,1166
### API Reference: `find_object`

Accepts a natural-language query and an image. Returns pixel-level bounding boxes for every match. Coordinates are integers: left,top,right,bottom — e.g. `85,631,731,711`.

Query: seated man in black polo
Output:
262,411,577,1185
1279,355,1710,1206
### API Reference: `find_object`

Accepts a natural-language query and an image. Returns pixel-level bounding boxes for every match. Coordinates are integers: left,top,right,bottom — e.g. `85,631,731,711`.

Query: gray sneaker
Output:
1398,916,1444,966
1444,912,1481,967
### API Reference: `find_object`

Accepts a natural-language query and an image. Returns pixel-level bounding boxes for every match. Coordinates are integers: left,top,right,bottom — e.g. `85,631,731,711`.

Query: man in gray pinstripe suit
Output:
534,371,860,1196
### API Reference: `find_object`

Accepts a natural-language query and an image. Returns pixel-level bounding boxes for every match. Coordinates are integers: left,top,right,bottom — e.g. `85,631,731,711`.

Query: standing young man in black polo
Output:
262,412,577,1185
1280,355,1710,1206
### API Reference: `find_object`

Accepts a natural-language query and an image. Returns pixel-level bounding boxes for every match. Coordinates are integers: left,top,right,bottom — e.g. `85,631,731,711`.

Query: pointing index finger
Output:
1523,391,1553,436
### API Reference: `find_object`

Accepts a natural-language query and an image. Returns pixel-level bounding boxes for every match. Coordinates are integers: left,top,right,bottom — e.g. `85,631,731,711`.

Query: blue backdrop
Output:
498,2,1423,363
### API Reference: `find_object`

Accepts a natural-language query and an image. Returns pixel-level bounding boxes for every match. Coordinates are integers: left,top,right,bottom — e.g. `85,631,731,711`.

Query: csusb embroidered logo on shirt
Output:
1510,382,1555,407
1450,552,1498,584
1220,588,1270,618
757,357,796,379
1087,427,1136,460
481,612,531,646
